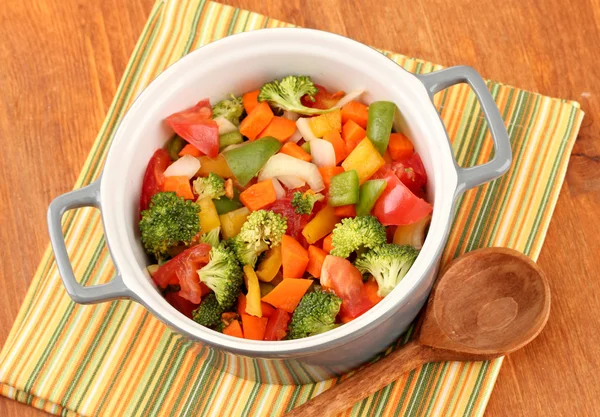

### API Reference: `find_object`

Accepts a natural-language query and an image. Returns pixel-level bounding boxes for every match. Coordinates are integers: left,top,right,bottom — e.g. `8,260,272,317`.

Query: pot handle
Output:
47,180,133,304
417,66,512,193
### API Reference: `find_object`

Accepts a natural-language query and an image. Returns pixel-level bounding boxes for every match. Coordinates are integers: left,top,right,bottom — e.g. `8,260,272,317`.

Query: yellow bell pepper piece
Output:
197,155,234,178
308,109,342,138
341,138,386,184
219,207,250,239
197,197,221,235
243,265,262,317
256,246,282,282
302,205,340,244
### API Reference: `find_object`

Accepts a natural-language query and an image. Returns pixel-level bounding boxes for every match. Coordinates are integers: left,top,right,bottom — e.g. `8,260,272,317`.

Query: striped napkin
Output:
0,1,584,416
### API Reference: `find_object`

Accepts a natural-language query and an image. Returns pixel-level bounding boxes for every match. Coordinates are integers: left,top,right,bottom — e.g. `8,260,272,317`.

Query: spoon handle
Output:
284,341,433,417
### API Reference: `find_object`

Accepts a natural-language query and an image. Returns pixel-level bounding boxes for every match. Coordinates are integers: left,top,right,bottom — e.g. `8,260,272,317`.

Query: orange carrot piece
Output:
242,90,260,114
239,179,277,211
258,116,297,142
342,120,366,154
388,133,415,161
280,142,312,162
178,143,202,157
261,279,314,313
341,100,369,129
364,279,383,305
322,233,334,254
383,149,393,164
261,301,276,318
318,166,345,190
322,130,348,165
306,245,327,278
334,204,356,218
241,314,268,340
240,101,274,141
163,176,194,200
237,293,247,317
223,320,244,338
281,235,309,278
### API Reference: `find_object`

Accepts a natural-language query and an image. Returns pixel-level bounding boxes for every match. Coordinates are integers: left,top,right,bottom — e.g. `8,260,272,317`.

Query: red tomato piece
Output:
263,308,291,341
372,173,432,226
321,255,373,320
165,99,219,158
152,244,212,304
164,292,199,319
140,149,171,213
301,84,345,110
390,153,428,195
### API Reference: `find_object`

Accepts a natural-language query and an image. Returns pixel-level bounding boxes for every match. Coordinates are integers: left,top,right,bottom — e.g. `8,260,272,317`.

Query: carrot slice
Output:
223,320,244,338
363,279,383,305
239,179,277,211
306,245,327,278
243,90,260,114
280,142,312,162
318,166,345,190
342,120,366,154
258,116,297,142
322,233,334,254
241,314,268,340
237,293,247,317
388,133,414,161
322,130,348,164
178,143,202,157
261,278,313,313
240,101,274,141
334,204,356,218
163,176,194,200
281,235,309,278
341,100,369,128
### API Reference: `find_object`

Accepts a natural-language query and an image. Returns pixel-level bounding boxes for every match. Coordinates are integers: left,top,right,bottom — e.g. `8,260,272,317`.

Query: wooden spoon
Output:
285,247,550,417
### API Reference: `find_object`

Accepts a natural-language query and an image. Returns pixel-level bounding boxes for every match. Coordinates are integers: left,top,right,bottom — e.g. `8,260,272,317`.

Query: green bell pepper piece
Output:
222,136,282,187
356,179,387,216
300,141,311,154
366,101,396,155
329,169,360,207
219,131,244,150
166,135,186,161
213,188,243,215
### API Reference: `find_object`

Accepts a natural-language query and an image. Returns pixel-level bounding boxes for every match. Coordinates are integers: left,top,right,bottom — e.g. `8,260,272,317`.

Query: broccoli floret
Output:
139,192,201,261
230,210,287,266
291,191,324,215
287,290,342,339
212,94,244,126
200,227,221,247
354,244,419,297
258,75,332,115
192,293,228,328
330,215,387,258
193,173,225,200
198,242,243,307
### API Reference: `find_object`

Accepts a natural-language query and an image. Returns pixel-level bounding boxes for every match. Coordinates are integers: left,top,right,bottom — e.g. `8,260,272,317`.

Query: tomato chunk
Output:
301,84,344,110
263,309,291,341
140,149,171,213
321,255,372,320
165,99,219,158
164,292,199,319
372,173,432,226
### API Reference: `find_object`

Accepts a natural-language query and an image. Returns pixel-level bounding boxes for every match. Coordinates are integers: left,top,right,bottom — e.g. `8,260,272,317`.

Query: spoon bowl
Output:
285,247,551,417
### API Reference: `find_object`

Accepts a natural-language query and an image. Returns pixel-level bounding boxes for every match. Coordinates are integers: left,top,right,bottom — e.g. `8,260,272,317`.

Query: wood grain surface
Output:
0,0,598,416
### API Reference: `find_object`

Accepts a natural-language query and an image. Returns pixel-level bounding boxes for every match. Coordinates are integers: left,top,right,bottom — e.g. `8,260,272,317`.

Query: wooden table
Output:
1,0,598,415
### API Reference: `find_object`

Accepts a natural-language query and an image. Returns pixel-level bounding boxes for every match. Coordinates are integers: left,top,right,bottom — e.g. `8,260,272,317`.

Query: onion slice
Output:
277,175,306,189
271,178,286,199
332,89,365,109
288,129,303,143
258,154,324,192
214,116,238,135
296,118,319,141
310,139,336,168
282,110,300,121
163,155,201,179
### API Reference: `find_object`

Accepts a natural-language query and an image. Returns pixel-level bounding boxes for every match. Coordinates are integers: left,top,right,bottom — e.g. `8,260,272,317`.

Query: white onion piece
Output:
296,117,319,141
277,175,306,189
258,154,324,192
332,89,365,109
220,143,245,152
282,110,300,121
271,178,286,199
163,155,201,179
288,129,303,143
214,116,238,135
310,139,336,168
